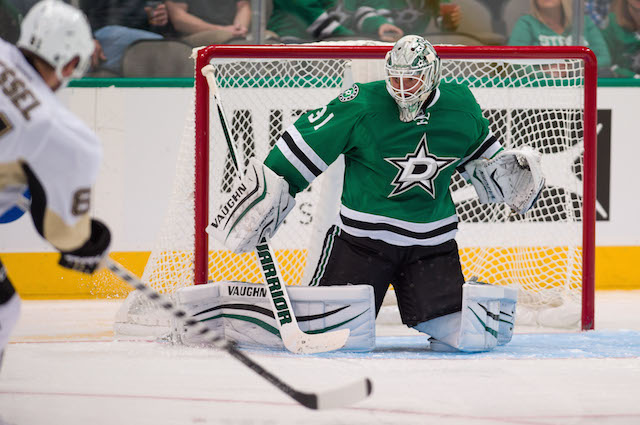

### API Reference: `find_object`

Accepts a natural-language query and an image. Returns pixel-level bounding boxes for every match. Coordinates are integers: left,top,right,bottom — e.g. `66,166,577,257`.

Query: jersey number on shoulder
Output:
72,188,91,216
307,106,334,131
0,112,13,139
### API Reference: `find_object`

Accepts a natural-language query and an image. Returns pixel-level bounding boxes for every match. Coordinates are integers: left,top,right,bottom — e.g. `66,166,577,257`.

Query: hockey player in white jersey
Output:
0,0,111,370
208,35,544,353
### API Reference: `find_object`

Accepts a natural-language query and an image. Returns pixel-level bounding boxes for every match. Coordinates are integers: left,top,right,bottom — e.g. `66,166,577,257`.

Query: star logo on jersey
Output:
385,134,457,198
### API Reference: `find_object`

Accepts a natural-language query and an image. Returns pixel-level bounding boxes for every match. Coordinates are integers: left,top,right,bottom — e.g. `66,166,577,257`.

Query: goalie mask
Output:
17,0,94,86
384,35,441,122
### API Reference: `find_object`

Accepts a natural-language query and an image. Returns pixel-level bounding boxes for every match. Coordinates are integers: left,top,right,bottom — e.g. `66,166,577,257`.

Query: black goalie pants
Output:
309,225,465,327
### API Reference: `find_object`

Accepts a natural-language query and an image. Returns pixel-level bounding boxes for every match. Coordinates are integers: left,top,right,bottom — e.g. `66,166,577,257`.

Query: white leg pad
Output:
413,281,517,352
172,281,376,352
498,286,518,345
459,282,502,351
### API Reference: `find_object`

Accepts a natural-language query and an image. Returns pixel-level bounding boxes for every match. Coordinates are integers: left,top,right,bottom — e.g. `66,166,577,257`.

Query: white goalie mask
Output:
384,35,441,122
17,0,94,86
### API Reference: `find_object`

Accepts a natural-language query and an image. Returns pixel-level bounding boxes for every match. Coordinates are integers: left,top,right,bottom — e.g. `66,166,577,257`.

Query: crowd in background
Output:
1,0,639,79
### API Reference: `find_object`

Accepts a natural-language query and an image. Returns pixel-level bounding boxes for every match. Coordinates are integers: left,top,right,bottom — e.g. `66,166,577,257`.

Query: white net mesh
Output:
115,45,591,335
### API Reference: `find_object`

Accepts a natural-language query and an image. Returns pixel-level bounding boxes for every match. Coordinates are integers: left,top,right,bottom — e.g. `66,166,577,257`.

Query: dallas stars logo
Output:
385,134,457,198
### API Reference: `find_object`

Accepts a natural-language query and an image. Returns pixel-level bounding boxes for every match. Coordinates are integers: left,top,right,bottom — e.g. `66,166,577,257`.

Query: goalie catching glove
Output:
465,146,545,214
207,158,295,253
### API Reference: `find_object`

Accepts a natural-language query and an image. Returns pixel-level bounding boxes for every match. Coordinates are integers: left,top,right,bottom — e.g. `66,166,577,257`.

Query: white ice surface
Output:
1,291,639,425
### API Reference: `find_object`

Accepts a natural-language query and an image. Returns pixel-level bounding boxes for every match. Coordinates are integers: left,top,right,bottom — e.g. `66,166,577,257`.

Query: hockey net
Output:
114,43,596,336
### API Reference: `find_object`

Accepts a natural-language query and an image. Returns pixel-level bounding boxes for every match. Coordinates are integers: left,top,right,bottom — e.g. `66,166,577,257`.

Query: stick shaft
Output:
202,65,347,353
105,258,320,408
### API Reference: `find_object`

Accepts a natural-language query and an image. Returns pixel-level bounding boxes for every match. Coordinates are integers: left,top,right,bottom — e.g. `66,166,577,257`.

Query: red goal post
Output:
191,44,596,331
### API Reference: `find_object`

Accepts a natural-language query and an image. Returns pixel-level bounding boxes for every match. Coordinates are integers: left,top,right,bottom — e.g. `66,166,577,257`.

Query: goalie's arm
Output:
208,96,359,253
451,89,545,215
463,147,545,214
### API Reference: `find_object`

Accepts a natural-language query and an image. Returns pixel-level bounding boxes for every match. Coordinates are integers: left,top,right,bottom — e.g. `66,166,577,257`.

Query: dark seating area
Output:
2,0,636,79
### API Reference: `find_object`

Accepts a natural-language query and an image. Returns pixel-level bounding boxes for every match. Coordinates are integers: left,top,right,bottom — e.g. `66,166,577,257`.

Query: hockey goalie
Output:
187,35,545,353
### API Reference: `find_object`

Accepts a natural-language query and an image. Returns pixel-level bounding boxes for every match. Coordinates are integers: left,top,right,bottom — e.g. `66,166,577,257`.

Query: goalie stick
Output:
105,258,373,409
202,64,350,354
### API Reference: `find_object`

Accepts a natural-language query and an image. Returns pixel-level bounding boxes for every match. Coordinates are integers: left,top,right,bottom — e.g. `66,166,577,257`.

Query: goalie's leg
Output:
497,285,518,345
413,280,518,352
171,281,376,352
309,226,397,315
393,239,465,329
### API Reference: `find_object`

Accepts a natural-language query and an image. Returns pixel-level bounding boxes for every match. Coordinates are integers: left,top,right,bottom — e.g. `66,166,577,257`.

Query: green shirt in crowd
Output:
268,0,355,43
268,0,452,42
602,12,640,78
508,14,612,69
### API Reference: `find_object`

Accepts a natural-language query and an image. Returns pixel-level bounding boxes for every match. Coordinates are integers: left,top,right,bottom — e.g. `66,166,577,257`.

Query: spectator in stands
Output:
166,0,269,47
0,0,21,43
340,0,461,42
508,0,611,70
602,0,640,78
80,0,174,75
330,1,404,42
586,0,613,28
268,1,459,44
5,0,37,15
381,0,461,35
267,0,356,43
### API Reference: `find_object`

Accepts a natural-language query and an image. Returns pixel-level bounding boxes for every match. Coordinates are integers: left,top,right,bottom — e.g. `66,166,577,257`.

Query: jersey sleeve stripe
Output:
281,131,323,176
275,137,316,183
308,12,331,35
456,131,501,173
354,7,377,30
275,126,329,184
287,126,329,172
308,12,341,39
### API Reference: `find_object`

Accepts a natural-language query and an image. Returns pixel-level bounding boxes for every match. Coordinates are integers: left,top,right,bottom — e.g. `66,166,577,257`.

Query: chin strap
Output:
54,66,71,90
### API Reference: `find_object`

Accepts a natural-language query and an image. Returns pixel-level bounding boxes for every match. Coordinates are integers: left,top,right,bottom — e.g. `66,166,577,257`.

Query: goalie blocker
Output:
172,282,376,352
207,158,295,253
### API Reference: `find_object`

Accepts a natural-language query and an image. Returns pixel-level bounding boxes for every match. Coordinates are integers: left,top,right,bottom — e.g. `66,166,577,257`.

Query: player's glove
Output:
58,219,111,274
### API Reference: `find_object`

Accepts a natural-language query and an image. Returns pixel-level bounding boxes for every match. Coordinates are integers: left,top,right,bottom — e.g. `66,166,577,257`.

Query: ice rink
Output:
1,291,639,425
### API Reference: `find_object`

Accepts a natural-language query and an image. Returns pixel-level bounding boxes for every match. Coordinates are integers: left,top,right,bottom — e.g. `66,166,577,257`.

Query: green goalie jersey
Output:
264,80,501,247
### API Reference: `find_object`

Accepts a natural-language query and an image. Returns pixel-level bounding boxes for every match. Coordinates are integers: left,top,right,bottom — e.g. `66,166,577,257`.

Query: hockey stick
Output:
105,258,372,409
202,64,350,354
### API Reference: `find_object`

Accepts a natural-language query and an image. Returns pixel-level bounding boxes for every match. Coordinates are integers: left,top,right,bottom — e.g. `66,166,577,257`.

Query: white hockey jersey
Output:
0,38,102,251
